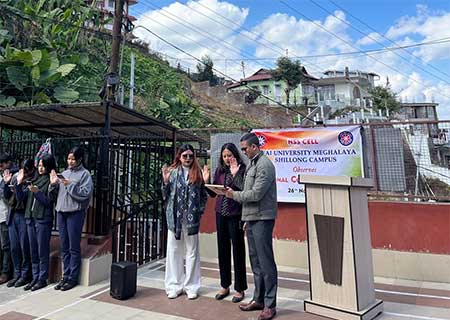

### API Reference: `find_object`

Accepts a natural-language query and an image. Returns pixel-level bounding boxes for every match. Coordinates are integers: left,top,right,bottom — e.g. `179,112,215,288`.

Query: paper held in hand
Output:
205,184,228,195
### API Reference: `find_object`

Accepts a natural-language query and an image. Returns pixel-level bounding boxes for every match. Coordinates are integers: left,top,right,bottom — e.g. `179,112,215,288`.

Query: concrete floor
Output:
0,259,449,320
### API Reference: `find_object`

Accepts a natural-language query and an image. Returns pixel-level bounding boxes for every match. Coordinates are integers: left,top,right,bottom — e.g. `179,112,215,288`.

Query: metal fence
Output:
363,120,450,201
0,130,175,265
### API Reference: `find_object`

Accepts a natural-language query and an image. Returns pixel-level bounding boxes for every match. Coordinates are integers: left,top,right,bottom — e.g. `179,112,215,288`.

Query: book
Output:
204,184,228,195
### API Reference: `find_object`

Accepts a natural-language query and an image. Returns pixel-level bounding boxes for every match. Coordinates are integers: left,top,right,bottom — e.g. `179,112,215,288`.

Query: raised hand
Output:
16,169,24,185
50,170,58,185
2,169,12,183
161,165,172,184
202,165,210,183
229,157,240,176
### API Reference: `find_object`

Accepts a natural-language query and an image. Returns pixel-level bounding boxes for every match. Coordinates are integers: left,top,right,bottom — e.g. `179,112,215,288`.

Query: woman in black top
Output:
211,143,247,303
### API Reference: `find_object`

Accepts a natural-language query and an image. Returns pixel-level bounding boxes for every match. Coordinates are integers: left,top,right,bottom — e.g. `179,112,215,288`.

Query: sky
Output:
130,0,450,119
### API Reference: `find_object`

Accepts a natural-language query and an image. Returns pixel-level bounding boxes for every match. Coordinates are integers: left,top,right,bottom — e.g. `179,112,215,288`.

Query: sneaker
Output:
167,290,182,299
187,292,198,300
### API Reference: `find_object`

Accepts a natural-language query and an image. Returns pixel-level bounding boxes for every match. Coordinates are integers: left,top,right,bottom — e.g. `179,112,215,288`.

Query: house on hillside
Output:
312,69,379,110
227,67,318,106
227,67,379,112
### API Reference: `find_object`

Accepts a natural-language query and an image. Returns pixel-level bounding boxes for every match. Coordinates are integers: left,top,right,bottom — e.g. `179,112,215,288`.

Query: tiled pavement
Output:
0,259,449,320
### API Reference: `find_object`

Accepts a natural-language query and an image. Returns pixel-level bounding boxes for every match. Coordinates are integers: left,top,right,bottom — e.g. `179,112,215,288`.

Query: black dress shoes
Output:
54,278,66,290
60,281,77,291
31,280,47,291
24,280,37,291
14,278,31,288
6,277,19,288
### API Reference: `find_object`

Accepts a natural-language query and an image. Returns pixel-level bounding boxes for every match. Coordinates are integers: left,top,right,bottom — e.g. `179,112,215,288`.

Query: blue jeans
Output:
8,212,31,280
58,210,85,284
27,218,52,282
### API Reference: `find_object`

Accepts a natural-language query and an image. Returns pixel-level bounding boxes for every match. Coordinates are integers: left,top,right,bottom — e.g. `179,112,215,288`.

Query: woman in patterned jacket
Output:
161,144,208,300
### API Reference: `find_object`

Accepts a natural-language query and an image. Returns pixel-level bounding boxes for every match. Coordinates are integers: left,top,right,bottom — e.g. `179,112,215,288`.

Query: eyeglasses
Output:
240,147,248,152
181,154,194,159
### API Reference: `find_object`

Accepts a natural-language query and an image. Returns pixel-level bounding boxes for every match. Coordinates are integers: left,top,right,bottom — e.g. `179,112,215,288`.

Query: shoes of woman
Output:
215,287,230,300
232,291,245,303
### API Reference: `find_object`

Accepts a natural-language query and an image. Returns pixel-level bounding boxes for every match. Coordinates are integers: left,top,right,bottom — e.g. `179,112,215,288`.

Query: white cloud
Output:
133,0,249,79
385,5,450,62
249,10,352,60
131,1,450,119
356,32,384,46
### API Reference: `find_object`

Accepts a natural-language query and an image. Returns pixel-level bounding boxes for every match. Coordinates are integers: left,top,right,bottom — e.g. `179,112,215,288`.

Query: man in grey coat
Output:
225,132,278,320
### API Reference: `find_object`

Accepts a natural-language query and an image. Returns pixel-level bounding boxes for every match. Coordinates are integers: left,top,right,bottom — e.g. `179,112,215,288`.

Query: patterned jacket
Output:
163,167,207,239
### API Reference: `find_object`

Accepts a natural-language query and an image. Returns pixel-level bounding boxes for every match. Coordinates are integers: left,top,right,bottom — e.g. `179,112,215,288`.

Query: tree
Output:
0,31,79,106
0,0,110,105
271,56,305,107
195,55,217,85
369,86,401,114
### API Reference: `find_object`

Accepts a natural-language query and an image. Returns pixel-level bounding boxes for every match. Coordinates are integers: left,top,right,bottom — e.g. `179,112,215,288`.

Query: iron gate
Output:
0,131,173,265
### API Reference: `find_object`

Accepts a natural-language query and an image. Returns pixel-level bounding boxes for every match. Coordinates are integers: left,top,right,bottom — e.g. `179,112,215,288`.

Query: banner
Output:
253,126,363,203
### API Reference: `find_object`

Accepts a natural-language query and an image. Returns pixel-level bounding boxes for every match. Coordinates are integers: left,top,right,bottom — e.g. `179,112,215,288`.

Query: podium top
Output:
299,175,373,188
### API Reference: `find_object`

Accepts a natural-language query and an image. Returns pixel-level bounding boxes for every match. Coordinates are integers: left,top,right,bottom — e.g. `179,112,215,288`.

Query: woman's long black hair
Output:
40,154,57,175
217,143,244,173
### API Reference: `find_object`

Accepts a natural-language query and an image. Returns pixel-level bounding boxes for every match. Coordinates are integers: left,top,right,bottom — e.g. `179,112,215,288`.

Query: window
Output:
302,85,314,97
108,0,115,9
318,85,335,101
274,85,282,102
262,85,269,95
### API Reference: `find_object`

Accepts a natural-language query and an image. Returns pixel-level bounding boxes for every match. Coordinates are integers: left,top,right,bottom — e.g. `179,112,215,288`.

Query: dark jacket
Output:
4,171,37,225
212,164,246,216
19,174,58,222
162,167,207,239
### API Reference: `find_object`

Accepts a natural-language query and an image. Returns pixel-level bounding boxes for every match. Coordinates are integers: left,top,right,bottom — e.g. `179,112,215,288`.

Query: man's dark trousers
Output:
0,221,12,277
246,219,277,308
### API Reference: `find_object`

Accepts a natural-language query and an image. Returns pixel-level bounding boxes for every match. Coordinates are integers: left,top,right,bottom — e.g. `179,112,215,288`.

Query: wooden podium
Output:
299,175,383,320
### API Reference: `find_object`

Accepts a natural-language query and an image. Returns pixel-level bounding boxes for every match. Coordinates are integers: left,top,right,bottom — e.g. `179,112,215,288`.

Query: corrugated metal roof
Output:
0,102,204,142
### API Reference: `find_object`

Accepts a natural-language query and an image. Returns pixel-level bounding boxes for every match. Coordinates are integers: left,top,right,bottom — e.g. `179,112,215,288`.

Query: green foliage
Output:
369,86,401,114
271,56,305,107
0,0,224,128
194,55,218,85
0,0,109,105
0,43,78,106
122,47,206,128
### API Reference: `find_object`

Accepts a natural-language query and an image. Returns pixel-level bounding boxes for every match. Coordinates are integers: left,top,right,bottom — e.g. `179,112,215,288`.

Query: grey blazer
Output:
233,152,278,221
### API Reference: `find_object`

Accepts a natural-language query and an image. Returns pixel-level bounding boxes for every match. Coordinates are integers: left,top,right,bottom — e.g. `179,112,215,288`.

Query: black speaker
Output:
110,261,137,300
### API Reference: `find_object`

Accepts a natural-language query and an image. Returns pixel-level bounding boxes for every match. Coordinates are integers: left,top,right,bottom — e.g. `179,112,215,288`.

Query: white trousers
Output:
165,223,201,295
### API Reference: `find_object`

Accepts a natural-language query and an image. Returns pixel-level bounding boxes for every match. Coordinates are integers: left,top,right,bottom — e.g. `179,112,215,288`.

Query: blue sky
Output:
130,0,450,119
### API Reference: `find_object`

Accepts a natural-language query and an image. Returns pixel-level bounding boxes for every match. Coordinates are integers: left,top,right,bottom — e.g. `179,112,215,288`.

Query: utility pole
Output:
109,0,125,86
96,0,125,236
129,52,135,110
241,61,246,79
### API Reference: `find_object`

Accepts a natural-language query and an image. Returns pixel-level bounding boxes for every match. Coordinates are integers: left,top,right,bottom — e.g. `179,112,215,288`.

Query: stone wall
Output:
190,81,294,127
